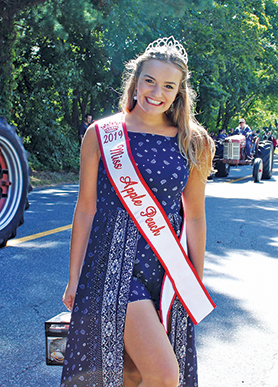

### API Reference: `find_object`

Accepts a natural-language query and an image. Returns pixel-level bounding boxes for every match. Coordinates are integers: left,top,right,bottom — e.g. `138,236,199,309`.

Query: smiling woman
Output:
60,36,215,387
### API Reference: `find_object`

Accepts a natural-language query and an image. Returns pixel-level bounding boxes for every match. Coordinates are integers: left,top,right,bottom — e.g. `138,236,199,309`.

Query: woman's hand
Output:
62,280,78,312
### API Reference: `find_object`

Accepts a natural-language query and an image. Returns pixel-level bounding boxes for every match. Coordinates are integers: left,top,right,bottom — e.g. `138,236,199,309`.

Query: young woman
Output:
61,36,215,387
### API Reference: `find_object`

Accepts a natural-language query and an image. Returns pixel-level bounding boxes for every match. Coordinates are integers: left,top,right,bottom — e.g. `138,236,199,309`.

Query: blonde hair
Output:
119,39,215,181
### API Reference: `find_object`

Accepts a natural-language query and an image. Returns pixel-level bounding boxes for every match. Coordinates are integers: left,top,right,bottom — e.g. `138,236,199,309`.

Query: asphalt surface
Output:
0,185,78,387
197,157,278,387
1,155,278,387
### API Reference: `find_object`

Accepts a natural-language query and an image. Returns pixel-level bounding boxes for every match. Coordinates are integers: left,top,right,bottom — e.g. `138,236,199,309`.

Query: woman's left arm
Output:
183,167,207,281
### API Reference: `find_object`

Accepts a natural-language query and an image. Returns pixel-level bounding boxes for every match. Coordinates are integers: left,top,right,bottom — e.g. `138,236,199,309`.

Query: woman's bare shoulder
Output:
81,123,101,158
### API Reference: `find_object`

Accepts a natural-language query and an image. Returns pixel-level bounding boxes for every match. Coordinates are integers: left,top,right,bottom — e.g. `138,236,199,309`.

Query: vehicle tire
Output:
214,160,230,177
0,118,29,247
253,158,263,183
257,140,274,179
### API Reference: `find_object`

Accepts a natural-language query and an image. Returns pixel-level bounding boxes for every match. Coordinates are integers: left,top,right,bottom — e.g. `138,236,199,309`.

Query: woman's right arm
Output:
62,125,100,311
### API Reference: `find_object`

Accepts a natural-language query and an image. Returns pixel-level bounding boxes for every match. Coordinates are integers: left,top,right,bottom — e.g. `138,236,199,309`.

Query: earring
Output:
134,91,137,100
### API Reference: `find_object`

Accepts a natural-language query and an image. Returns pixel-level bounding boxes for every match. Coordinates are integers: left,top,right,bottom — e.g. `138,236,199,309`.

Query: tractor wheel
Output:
0,118,29,247
257,140,274,179
214,160,230,177
253,158,263,183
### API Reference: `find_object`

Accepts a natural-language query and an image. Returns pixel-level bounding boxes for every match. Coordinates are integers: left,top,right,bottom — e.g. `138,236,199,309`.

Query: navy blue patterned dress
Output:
60,129,198,386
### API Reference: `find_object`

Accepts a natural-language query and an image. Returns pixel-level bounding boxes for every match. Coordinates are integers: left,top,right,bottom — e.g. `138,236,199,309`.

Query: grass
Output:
30,170,79,188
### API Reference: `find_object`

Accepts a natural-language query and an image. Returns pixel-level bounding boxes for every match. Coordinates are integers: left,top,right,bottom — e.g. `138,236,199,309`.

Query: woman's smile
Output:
145,97,163,106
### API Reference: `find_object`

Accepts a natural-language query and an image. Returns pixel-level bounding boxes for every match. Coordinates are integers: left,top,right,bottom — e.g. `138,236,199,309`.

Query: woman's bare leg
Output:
124,300,179,387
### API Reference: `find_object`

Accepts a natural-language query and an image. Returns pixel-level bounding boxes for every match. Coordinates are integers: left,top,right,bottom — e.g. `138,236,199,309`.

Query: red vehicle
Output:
213,134,274,182
0,118,30,247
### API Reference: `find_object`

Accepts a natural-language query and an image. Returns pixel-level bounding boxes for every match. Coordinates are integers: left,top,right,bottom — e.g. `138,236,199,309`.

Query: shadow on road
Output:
206,195,278,259
197,164,278,350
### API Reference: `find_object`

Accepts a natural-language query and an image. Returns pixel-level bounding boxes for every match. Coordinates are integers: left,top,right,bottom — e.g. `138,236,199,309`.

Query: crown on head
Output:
145,36,188,64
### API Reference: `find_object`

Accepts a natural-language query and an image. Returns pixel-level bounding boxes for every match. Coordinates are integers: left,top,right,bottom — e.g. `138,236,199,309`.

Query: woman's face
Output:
135,59,182,117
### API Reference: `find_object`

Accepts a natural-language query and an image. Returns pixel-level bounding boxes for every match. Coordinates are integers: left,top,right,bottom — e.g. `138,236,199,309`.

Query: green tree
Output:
0,0,48,118
102,0,278,131
11,0,104,170
2,0,278,171
10,0,214,170
187,0,268,130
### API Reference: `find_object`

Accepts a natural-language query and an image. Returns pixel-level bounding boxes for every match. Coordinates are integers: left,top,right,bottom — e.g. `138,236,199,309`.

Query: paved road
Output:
198,157,278,387
0,185,78,387
1,156,278,387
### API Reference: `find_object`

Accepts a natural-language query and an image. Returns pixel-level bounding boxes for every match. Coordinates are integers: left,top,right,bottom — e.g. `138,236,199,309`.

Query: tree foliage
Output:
0,0,47,117
0,0,277,171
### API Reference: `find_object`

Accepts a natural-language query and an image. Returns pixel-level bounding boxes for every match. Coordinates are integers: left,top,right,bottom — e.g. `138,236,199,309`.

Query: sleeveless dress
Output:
60,130,198,387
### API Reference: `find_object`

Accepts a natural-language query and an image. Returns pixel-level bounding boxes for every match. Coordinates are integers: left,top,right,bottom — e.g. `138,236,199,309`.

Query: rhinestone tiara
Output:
144,36,188,64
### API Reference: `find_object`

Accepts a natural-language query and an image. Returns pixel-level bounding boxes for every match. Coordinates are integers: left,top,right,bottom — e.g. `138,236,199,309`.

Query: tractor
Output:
213,134,274,182
0,118,30,247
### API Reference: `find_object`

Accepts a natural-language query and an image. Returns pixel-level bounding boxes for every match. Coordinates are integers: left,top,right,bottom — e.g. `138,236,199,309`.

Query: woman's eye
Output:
145,78,154,84
165,84,174,90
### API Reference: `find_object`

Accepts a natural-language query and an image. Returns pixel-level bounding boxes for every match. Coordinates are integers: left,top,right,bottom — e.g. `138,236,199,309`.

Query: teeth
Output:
147,97,161,105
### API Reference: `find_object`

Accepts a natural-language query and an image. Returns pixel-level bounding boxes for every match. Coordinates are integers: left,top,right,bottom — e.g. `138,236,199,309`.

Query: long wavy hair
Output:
119,40,215,180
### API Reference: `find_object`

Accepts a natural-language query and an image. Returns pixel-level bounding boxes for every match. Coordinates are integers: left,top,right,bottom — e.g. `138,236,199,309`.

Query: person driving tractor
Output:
235,118,252,157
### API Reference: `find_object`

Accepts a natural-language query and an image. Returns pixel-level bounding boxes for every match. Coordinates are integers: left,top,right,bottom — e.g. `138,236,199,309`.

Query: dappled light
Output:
206,195,278,258
7,240,68,249
36,186,79,196
195,156,278,386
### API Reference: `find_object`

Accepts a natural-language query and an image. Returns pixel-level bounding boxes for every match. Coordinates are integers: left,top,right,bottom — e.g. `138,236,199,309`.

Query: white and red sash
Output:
95,113,216,332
